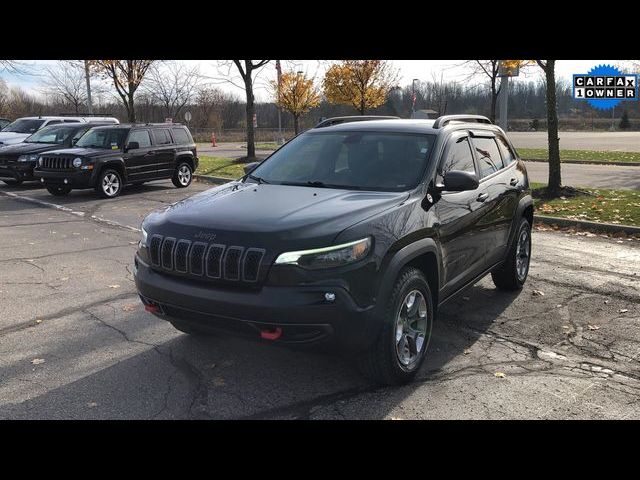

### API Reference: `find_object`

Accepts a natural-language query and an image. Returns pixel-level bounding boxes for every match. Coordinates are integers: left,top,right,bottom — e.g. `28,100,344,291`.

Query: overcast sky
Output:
0,59,625,103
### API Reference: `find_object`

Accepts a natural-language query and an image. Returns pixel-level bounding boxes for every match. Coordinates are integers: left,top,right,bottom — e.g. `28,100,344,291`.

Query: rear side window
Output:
171,127,191,144
63,119,81,123
128,130,152,148
473,137,503,178
152,129,173,145
496,135,516,165
440,136,476,177
45,120,63,127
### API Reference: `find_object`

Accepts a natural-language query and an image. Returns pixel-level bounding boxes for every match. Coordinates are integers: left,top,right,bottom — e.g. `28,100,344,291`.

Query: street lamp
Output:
411,79,419,118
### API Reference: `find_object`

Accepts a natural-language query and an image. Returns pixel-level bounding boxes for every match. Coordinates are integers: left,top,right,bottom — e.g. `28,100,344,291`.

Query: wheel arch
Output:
96,159,127,183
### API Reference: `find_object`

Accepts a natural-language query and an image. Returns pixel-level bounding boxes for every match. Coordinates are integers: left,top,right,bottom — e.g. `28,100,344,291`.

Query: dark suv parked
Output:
134,115,533,385
34,123,198,198
0,122,111,185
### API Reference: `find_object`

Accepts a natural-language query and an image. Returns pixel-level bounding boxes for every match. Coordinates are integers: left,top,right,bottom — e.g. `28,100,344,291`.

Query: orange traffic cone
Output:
211,132,217,147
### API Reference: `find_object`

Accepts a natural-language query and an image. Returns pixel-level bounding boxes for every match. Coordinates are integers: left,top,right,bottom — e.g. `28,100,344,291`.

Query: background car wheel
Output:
46,185,72,196
169,319,214,336
357,266,434,385
2,178,23,186
491,217,531,291
172,162,193,188
96,168,123,199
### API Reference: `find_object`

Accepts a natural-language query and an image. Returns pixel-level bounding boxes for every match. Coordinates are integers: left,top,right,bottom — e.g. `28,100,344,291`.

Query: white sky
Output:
1,60,626,103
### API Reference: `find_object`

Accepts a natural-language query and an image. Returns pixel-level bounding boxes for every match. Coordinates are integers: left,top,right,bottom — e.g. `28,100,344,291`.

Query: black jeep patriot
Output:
0,122,112,186
134,115,533,385
34,123,198,198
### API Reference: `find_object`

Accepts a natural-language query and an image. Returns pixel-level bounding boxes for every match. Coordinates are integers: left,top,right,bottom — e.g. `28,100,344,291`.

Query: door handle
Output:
476,193,488,202
510,178,519,186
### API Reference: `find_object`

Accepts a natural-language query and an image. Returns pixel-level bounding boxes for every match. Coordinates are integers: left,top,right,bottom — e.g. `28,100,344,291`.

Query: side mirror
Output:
126,141,140,151
439,170,479,192
243,161,261,175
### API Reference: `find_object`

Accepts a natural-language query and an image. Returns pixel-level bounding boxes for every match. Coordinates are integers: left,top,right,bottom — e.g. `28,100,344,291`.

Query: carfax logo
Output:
573,64,638,110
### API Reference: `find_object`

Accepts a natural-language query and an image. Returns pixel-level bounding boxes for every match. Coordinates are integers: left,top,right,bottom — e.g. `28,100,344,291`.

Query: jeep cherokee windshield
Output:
247,131,436,192
75,128,128,149
25,125,79,144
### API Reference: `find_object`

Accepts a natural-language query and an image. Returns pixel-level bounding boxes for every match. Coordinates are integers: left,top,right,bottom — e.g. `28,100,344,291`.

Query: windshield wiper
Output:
306,181,327,187
247,174,269,184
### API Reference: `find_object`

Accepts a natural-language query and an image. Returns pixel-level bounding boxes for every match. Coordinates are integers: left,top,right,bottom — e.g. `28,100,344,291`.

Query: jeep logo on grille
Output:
194,231,217,242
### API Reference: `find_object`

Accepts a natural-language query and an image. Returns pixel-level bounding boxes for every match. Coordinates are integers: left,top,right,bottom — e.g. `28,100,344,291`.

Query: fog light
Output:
63,179,68,184
40,178,44,183
325,292,336,302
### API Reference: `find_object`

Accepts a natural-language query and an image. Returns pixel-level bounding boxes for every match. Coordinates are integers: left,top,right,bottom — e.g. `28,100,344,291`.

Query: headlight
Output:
18,154,38,162
274,237,371,269
73,157,82,168
140,226,148,247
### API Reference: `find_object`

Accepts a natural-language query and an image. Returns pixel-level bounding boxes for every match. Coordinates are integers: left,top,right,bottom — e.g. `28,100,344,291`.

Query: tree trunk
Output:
293,114,299,135
544,60,561,196
490,78,497,123
127,94,136,122
244,69,256,160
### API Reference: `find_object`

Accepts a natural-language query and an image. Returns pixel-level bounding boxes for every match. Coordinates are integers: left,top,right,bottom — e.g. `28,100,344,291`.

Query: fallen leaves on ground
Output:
108,284,120,289
587,325,600,331
121,303,137,312
619,309,629,313
532,289,545,296
494,372,507,378
31,358,45,365
463,349,472,355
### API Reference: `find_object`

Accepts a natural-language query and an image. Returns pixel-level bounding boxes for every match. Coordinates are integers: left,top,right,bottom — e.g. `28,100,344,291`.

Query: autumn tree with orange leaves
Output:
323,60,398,115
271,71,320,134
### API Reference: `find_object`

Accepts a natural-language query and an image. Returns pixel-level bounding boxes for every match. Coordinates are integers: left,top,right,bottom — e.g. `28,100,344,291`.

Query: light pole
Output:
411,79,419,118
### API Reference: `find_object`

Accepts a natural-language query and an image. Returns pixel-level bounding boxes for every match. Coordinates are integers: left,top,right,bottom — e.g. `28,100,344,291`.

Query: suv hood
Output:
0,132,30,145
0,142,59,156
145,181,408,250
42,147,119,157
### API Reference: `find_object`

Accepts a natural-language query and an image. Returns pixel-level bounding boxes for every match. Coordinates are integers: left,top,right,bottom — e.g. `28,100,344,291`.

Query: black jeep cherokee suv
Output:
34,123,198,198
0,122,112,186
134,115,533,385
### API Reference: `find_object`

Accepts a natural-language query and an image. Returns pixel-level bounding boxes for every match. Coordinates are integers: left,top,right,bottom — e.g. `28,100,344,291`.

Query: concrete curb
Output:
194,174,235,185
534,215,640,235
523,158,640,167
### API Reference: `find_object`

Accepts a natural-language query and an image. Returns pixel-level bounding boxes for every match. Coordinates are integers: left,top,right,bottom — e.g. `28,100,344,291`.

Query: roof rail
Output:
432,115,492,129
314,115,400,129
57,113,115,117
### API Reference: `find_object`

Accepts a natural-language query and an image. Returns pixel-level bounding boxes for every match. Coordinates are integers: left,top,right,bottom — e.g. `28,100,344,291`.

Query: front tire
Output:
46,185,72,196
491,217,531,290
96,168,123,199
357,267,434,385
172,162,193,188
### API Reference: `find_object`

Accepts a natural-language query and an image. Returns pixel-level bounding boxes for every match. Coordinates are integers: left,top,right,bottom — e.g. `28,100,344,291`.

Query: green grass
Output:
532,182,640,226
196,156,245,179
241,142,279,150
518,148,640,163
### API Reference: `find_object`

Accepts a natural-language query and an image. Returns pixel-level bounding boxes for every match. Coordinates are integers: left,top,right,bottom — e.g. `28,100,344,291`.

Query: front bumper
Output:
0,162,37,181
134,254,381,351
34,168,95,189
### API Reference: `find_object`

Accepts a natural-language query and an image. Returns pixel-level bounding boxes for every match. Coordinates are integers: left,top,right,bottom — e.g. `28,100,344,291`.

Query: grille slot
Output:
206,244,225,279
190,242,207,276
149,235,163,266
223,246,244,281
41,156,74,170
243,248,265,282
174,240,191,273
161,237,176,270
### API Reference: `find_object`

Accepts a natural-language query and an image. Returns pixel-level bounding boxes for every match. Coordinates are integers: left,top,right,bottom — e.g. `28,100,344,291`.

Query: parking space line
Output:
0,190,141,232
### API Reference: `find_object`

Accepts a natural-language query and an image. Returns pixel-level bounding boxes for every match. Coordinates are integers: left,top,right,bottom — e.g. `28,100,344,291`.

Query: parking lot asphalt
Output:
1,180,639,419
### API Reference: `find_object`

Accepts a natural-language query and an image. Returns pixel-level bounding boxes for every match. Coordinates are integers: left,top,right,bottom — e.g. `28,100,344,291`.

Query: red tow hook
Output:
260,327,282,341
144,304,160,314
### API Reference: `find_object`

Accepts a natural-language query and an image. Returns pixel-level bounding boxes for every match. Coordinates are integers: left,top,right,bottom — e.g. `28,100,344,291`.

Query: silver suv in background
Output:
0,116,119,146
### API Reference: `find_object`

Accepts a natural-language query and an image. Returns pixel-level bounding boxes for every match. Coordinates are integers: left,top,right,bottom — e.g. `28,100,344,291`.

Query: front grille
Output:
148,234,266,284
40,155,75,170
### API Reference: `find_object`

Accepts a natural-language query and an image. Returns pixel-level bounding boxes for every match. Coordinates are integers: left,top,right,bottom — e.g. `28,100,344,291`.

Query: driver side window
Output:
438,136,476,183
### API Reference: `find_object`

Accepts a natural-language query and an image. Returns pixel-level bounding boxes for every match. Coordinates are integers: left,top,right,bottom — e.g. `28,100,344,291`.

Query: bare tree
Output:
216,60,270,160
93,60,155,122
144,62,201,120
41,62,90,113
460,60,502,122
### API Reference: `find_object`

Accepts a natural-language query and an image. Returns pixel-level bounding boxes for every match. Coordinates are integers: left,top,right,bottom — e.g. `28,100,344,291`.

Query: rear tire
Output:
172,162,193,188
96,168,123,199
169,319,214,336
46,185,72,196
2,178,23,186
356,267,434,385
491,217,531,290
